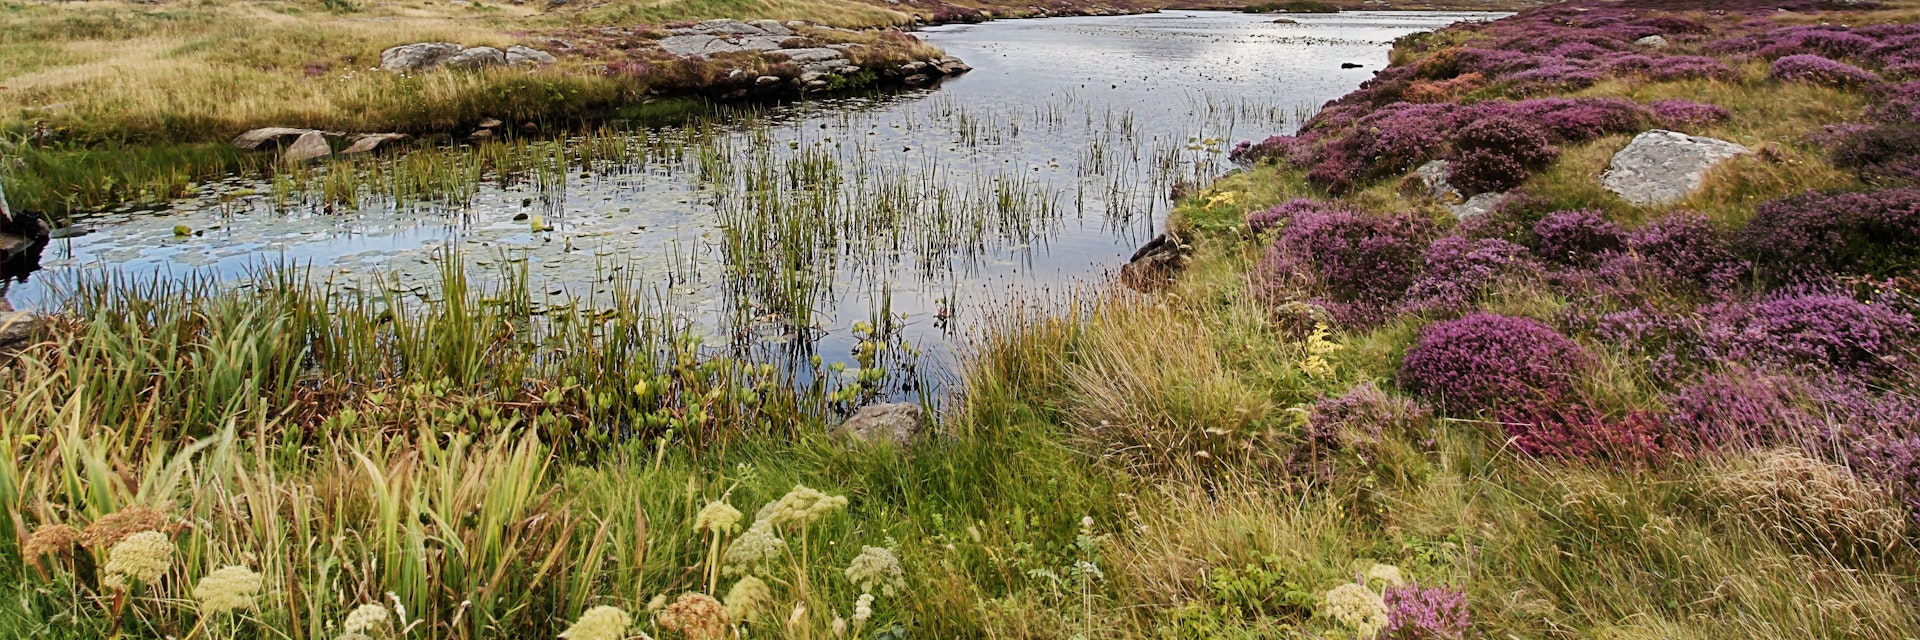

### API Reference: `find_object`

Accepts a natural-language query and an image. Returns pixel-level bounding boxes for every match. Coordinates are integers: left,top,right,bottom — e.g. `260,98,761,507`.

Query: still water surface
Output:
5,11,1494,392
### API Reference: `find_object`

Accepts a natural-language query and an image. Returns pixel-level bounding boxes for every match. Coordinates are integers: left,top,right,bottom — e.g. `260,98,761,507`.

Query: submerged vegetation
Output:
8,1,1920,639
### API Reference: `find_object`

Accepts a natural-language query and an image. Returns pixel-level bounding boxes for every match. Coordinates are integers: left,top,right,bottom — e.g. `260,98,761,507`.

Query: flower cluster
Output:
755,484,849,529
102,530,174,590
1771,54,1883,87
1445,117,1557,195
561,605,632,640
844,546,906,597
657,593,730,640
695,500,744,535
1322,582,1390,638
721,520,786,576
1381,583,1472,640
1398,313,1590,416
724,576,772,622
193,565,264,614
1257,207,1436,327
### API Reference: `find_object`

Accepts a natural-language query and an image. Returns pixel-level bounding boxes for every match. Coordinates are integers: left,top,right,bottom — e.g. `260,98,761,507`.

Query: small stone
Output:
838,403,928,446
1635,34,1669,48
1341,62,1363,69
755,75,783,87
283,131,331,164
478,118,503,128
0,311,40,351
903,73,931,85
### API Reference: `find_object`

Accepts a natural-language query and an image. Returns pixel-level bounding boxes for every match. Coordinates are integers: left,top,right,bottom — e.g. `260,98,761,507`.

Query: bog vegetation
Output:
7,0,1920,639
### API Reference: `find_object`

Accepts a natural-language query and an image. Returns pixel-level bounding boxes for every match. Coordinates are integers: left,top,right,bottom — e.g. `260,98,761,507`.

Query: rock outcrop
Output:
837,402,928,446
381,42,556,72
283,131,333,164
1415,159,1507,219
1119,232,1189,292
644,19,970,96
1600,130,1750,207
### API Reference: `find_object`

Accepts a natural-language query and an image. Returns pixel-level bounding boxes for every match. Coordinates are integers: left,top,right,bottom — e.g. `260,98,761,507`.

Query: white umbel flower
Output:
193,565,264,614
754,485,848,529
694,500,743,535
102,531,172,589
721,520,786,576
342,603,392,634
560,605,632,640
844,546,905,597
1322,582,1389,639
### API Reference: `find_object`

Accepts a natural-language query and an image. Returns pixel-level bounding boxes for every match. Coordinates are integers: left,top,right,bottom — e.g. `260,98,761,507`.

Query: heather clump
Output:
1648,99,1732,129
1445,117,1557,195
1257,207,1437,327
1771,54,1883,87
1400,237,1534,316
1397,313,1589,416
1472,98,1651,142
1381,582,1471,640
1246,198,1331,235
1497,404,1678,463
1532,209,1624,266
1704,291,1916,377
1620,211,1747,292
1738,188,1920,277
1662,370,1816,449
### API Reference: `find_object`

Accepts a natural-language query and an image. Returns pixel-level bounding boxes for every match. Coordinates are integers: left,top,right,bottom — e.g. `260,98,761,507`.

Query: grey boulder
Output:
444,46,507,70
283,131,332,164
838,403,928,446
506,45,558,65
381,42,464,72
1601,130,1750,207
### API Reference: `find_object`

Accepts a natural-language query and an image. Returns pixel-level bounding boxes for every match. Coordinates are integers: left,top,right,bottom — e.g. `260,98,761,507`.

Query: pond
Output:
2,10,1496,397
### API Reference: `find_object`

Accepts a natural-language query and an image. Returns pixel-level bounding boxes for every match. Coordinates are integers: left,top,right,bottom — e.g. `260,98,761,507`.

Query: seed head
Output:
1323,582,1389,639
694,500,744,536
194,565,264,614
724,576,772,622
102,530,173,589
844,546,905,597
1365,563,1406,588
22,524,81,562
81,507,171,549
343,603,392,634
754,485,848,529
656,593,729,640
559,605,632,640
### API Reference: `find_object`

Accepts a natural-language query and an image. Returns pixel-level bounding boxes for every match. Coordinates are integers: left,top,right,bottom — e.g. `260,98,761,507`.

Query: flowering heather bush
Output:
1533,209,1625,265
1228,135,1295,166
1844,434,1920,524
1739,188,1920,276
1705,291,1916,376
1771,54,1883,87
1258,208,1436,326
1499,404,1679,463
1381,583,1471,640
1474,98,1652,142
1624,211,1747,291
1398,313,1589,415
1447,117,1557,195
1247,199,1329,235
1649,100,1732,129
1605,55,1737,82
1830,124,1920,183
1307,382,1433,449
1866,81,1920,123
1402,237,1533,316
1662,370,1815,449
